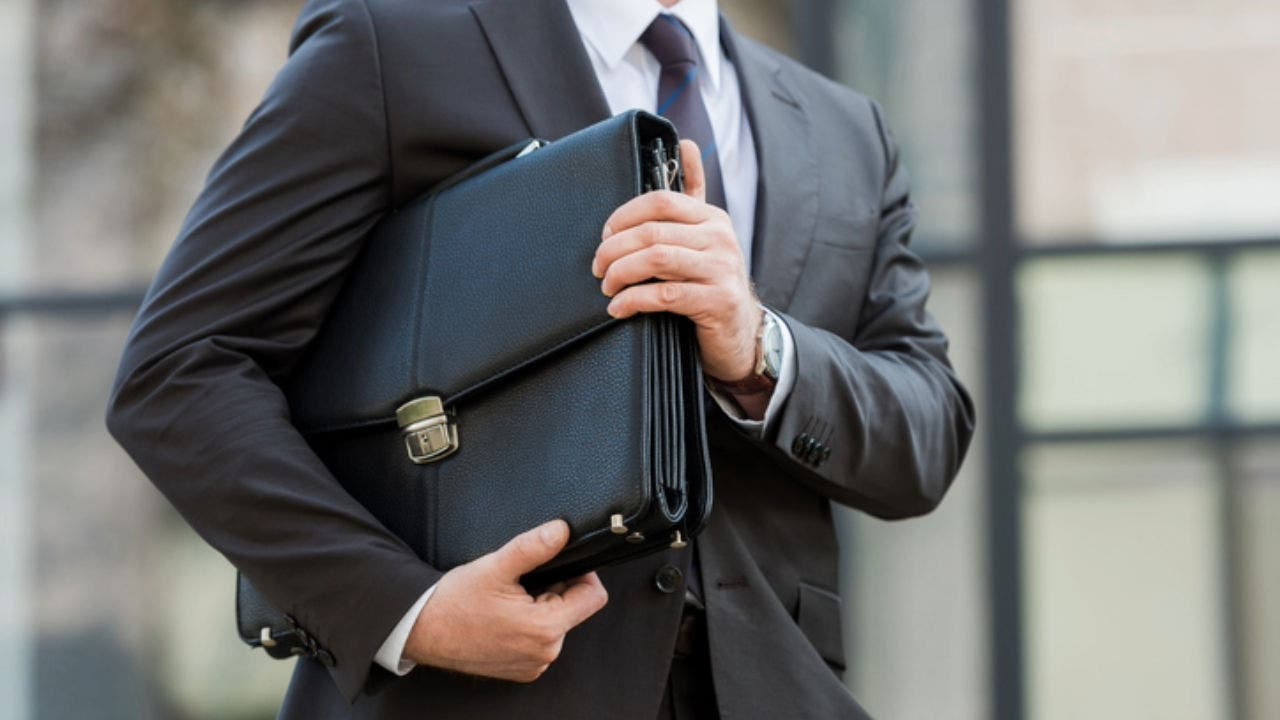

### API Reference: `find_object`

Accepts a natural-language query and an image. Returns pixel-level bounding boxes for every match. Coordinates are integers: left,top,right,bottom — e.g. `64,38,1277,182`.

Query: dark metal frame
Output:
973,2,1027,718
794,1,1278,719
966,2,1276,716
0,287,146,318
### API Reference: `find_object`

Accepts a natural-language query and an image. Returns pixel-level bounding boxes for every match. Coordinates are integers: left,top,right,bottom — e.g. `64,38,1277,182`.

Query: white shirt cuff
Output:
374,584,436,676
706,308,797,437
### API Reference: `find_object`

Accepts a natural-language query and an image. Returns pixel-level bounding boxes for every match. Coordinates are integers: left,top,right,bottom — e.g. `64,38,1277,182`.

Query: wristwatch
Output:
709,309,782,396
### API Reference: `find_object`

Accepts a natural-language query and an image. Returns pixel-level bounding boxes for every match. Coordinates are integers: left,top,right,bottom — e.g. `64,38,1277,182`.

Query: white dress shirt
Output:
373,0,796,675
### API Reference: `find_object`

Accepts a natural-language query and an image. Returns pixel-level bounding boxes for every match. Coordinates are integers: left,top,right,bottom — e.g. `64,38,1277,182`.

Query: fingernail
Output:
601,283,612,297
591,258,601,278
606,301,621,318
539,521,563,546
601,224,613,240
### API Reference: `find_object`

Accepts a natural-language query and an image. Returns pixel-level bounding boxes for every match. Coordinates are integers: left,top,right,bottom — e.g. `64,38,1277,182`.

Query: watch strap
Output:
706,371,776,396
705,309,778,396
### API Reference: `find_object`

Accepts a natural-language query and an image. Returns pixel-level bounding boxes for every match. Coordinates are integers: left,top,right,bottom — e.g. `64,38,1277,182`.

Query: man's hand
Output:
403,519,608,682
592,139,762,383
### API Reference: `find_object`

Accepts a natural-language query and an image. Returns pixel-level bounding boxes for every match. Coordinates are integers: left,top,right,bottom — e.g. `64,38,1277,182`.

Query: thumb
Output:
486,519,570,581
677,139,706,202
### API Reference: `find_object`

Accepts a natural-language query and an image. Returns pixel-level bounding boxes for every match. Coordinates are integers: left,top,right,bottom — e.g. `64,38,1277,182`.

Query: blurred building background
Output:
0,0,1276,718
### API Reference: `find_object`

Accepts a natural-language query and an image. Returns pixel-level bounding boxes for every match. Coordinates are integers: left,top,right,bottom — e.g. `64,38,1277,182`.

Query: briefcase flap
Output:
287,111,680,434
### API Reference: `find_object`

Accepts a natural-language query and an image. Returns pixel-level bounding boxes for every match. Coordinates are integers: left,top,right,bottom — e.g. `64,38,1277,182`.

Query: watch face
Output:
762,315,783,380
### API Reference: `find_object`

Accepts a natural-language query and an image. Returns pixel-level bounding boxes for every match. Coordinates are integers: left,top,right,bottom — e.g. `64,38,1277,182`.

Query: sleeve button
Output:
792,433,810,457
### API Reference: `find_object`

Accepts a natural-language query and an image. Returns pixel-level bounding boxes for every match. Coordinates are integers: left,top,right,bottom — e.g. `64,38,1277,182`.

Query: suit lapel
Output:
721,23,819,312
471,5,817,310
470,0,612,140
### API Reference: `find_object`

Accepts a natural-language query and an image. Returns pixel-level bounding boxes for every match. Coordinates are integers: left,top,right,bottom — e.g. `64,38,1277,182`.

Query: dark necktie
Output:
641,17,720,603
640,14,728,210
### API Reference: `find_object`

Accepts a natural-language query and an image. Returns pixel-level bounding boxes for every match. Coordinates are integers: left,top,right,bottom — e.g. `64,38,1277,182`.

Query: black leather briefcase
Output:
237,111,713,656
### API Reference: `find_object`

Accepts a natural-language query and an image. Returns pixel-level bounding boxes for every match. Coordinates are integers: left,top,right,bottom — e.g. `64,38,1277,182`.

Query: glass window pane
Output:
1024,442,1230,720
1019,255,1211,430
155,521,296,716
930,268,982,385
0,3,35,715
1,314,290,717
838,269,989,720
1237,440,1280,720
721,0,792,55
0,0,32,298
1014,1,1280,243
834,0,978,251
1230,251,1280,422
11,3,297,295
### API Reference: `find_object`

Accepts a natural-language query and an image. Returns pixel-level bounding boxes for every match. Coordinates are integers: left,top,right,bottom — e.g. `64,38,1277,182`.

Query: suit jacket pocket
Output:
796,581,847,671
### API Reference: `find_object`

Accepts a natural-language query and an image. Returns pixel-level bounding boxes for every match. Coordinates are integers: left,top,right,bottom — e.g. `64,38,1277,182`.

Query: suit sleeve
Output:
764,100,976,519
104,0,439,700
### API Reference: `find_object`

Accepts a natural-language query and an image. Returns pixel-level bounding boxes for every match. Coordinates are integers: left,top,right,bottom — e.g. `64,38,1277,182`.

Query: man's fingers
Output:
550,572,609,629
600,244,720,297
487,519,570,582
562,571,601,588
678,139,707,203
598,191,712,252
594,221,718,279
591,140,717,278
606,281,712,320
534,580,571,603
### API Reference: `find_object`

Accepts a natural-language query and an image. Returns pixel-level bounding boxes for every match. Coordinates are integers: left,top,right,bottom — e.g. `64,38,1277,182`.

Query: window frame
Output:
799,1,1279,718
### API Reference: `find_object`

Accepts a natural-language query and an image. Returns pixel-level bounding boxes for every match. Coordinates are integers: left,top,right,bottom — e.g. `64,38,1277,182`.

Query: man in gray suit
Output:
107,0,974,717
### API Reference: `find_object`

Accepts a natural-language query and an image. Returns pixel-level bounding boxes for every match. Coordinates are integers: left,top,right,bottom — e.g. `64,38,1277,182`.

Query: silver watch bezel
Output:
758,310,783,381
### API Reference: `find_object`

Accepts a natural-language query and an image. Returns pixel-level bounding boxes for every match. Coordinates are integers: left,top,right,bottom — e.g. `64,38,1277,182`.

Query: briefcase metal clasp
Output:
396,396,458,464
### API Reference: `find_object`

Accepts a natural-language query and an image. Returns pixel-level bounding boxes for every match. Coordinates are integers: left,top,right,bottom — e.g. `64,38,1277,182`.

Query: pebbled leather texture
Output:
288,112,674,430
238,111,712,637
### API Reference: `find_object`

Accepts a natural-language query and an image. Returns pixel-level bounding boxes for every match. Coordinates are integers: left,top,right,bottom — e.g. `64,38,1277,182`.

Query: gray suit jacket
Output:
106,0,975,717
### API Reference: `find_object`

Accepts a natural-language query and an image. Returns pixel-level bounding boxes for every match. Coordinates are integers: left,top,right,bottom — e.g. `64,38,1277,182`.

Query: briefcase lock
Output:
396,396,459,464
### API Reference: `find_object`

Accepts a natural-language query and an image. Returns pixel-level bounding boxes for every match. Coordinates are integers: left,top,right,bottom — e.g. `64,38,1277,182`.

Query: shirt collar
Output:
565,0,724,90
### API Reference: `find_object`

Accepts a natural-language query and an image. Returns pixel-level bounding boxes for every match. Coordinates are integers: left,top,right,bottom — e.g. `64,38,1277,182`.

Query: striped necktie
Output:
640,15,728,210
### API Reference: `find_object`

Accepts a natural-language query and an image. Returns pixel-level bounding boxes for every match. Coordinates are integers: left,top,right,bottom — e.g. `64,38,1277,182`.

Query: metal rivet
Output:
610,514,628,535
670,530,688,549
626,531,646,544
259,627,277,648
